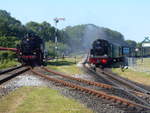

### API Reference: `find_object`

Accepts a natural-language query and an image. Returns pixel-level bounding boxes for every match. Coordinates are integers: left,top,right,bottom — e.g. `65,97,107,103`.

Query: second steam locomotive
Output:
87,39,130,68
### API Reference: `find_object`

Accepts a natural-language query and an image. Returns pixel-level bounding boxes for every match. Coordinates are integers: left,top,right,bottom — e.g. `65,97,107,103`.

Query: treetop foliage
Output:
0,9,137,55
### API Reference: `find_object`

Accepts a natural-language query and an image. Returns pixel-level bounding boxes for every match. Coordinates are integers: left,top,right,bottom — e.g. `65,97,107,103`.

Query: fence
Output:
127,57,150,74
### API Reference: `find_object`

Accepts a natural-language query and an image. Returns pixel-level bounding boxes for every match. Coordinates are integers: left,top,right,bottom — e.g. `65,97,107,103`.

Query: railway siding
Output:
30,67,150,112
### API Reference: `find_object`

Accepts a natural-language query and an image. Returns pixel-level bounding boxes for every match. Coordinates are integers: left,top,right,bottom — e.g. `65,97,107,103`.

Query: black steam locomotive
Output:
87,39,130,68
17,34,44,66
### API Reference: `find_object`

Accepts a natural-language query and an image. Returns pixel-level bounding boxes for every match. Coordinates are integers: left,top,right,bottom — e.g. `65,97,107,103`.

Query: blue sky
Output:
0,0,150,42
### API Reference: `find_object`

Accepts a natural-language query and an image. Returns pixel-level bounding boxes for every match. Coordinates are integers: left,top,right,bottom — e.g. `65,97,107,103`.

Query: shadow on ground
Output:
46,60,75,66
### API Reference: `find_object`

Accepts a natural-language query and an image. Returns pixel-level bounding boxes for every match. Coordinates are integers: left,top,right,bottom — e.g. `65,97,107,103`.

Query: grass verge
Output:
47,57,83,75
0,59,20,70
0,86,93,113
112,68,150,86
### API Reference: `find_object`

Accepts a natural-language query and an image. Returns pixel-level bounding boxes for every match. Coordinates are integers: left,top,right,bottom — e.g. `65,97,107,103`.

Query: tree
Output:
45,41,69,57
0,36,18,48
126,40,137,47
26,21,56,41
0,10,26,38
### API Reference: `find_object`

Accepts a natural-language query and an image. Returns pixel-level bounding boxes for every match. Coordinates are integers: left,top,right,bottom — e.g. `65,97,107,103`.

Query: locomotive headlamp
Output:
135,48,139,52
20,52,22,55
101,59,107,64
33,52,36,55
113,59,116,62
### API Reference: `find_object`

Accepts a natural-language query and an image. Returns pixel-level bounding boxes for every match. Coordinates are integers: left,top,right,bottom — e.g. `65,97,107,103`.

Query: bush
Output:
0,36,18,48
0,51,16,61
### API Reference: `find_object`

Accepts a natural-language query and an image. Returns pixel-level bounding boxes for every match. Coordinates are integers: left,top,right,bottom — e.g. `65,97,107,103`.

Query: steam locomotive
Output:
87,39,130,68
17,33,44,66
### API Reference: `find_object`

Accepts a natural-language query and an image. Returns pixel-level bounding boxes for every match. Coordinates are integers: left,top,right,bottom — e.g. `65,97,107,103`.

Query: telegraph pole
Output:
53,17,65,59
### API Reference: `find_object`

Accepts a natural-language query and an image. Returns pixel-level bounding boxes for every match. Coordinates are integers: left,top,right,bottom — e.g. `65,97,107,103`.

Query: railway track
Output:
99,68,150,94
31,67,150,112
83,63,150,94
83,64,150,105
97,67,150,98
0,65,23,75
0,66,30,85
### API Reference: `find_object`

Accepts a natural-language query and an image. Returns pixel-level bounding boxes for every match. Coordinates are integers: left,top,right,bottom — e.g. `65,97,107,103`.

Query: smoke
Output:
82,24,98,49
63,24,128,54
82,24,109,50
82,24,127,50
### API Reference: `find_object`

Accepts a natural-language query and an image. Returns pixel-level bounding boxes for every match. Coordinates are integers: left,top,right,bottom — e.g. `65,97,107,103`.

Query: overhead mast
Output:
53,17,65,58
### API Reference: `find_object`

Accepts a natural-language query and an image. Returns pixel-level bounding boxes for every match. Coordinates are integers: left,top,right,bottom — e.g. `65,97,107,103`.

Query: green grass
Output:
112,58,150,86
0,87,93,113
112,68,150,86
136,58,150,72
47,57,83,75
0,59,20,69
